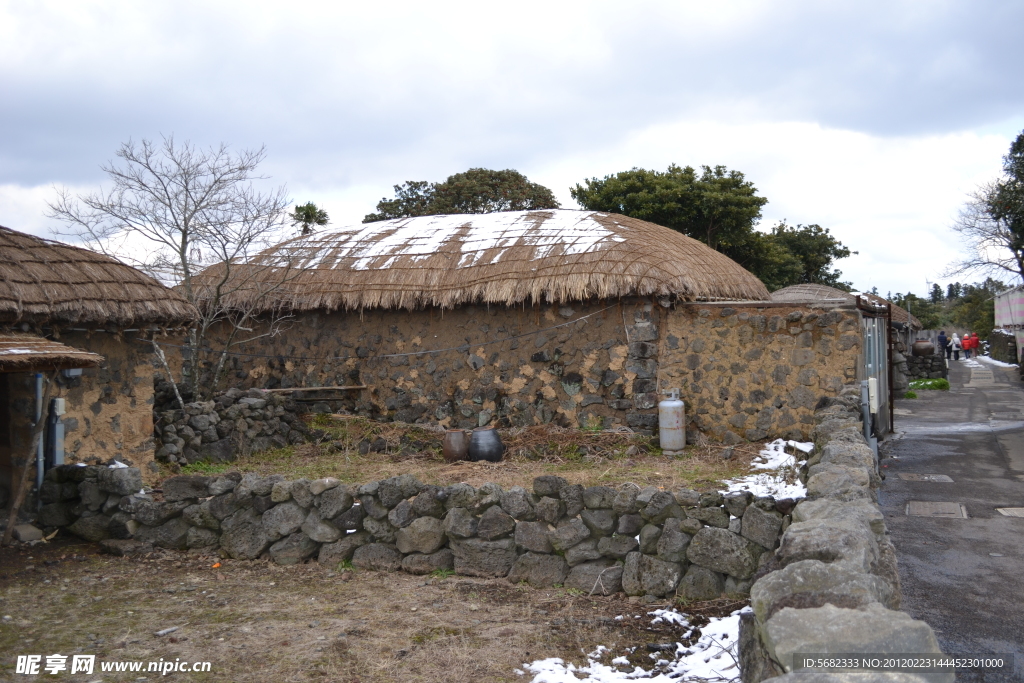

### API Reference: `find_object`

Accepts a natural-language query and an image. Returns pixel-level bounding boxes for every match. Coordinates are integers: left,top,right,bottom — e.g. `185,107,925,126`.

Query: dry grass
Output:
0,539,745,683
177,415,761,491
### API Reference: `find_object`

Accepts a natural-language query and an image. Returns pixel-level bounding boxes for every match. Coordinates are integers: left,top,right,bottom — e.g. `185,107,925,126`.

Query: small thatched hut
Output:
187,210,870,442
0,225,195,504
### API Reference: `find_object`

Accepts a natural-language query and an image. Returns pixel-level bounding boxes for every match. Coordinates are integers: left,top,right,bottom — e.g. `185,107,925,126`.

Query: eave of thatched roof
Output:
0,333,103,373
197,210,770,312
0,225,197,327
770,284,921,329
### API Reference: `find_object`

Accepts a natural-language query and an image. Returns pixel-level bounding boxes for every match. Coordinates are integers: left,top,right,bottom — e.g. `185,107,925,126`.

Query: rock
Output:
198,439,236,463
290,479,314,508
550,518,590,551
134,517,190,550
318,485,354,519
99,538,153,556
318,531,371,565
444,483,477,510
236,472,280,497
270,481,292,503
132,500,190,527
162,475,212,502
412,486,446,518
388,500,418,529
565,559,622,596
622,552,683,597
598,535,639,559
499,486,536,520
262,501,307,541
450,537,517,577
333,503,366,531
219,508,271,560
444,507,478,539
751,560,898,625
78,481,106,511
791,499,885,539
352,543,403,571
377,477,407,508
477,505,516,540
11,524,42,542
566,538,603,566
642,491,683,524
402,549,455,575
778,518,879,574
724,491,754,518
186,526,220,548
612,484,641,514
67,514,113,542
359,495,389,520
37,503,76,527
639,524,662,554
514,521,553,554
582,486,616,509
559,483,585,517
208,473,241,496
395,516,446,554
270,532,319,565
97,467,143,496
673,488,701,507
617,513,644,536
208,492,245,520
763,604,949,680
687,527,761,580
302,509,342,543
508,552,569,588
533,475,568,498
363,516,398,543
676,565,725,601
656,518,692,563
581,508,616,537
309,477,340,496
690,506,731,528
475,482,503,510
742,504,785,550
724,576,753,595
534,496,565,524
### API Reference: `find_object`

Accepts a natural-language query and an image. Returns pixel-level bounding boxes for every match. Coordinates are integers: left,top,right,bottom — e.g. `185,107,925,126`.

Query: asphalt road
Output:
881,357,1024,682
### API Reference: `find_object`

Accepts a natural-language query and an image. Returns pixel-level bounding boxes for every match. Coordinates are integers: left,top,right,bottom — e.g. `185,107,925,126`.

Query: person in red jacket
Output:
971,332,981,357
963,332,974,359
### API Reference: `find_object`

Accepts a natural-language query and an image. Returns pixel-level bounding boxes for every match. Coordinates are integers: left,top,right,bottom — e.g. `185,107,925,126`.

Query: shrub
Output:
908,378,950,391
904,391,918,399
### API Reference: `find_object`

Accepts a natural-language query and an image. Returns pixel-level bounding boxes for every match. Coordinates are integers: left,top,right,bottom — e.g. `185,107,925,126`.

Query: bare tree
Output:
946,182,1024,284
48,136,295,405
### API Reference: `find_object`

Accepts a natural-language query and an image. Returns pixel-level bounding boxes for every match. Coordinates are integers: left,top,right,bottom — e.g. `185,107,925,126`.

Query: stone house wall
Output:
659,303,863,443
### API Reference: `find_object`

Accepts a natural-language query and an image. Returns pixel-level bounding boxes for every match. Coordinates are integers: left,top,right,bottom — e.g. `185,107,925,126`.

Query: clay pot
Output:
912,339,936,357
442,429,470,462
469,426,505,463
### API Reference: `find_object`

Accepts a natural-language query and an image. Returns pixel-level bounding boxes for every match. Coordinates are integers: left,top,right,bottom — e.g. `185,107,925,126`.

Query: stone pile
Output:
37,464,144,538
740,388,951,683
153,388,319,465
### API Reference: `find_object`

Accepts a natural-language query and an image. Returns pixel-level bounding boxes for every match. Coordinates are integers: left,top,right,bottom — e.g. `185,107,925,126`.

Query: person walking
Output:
938,330,949,360
951,334,962,361
972,332,981,356
963,332,974,359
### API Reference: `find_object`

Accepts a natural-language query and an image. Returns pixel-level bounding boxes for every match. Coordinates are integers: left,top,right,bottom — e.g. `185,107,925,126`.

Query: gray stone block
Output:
318,485,354,519
613,485,641,514
515,521,553,554
363,516,397,543
402,549,454,575
687,527,761,580
317,531,371,565
450,537,517,577
262,501,307,541
559,483,585,517
533,475,568,497
302,508,342,543
444,507,478,539
186,526,220,549
778,518,879,574
742,504,785,550
534,496,565,524
617,513,644,536
583,486,616,509
566,538,603,566
97,467,142,496
550,518,590,551
677,565,724,601
219,507,271,559
387,499,417,528
656,518,692,563
639,524,662,554
477,505,516,540
162,475,212,502
352,543,403,571
598,534,639,559
642,491,683,524
622,552,683,597
134,517,190,550
508,552,569,588
395,516,446,554
565,559,622,596
581,508,616,537
499,486,536,520
690,506,731,528
67,514,113,542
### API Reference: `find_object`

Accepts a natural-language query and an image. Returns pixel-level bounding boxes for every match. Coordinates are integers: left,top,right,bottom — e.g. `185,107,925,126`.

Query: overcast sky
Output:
2,0,1022,296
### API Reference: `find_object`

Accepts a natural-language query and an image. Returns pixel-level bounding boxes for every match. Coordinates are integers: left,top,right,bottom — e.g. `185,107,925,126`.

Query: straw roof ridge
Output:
198,210,770,312
0,333,104,373
0,225,197,326
771,283,921,328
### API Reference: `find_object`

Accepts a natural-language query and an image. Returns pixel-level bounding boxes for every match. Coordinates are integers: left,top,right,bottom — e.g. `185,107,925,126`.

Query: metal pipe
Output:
34,373,44,501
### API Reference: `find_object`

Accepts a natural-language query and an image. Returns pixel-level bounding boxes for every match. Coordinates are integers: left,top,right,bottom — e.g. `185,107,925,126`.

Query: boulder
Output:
444,483,477,510
598,534,639,559
559,483,585,517
639,524,662,554
724,491,754,518
656,518,692,563
269,532,319,565
377,477,408,508
395,516,446,554
444,507,478,539
37,502,76,528
208,473,241,496
742,504,785,550
186,526,220,549
621,552,683,597
412,486,446,518
791,499,885,539
580,509,616,537
514,521,553,554
359,495,390,520
616,513,644,536
302,509,342,543
97,467,142,496
262,501,307,541
806,463,875,501
220,507,271,559
777,518,879,574
534,497,565,524
582,486,616,509
236,472,280,497
565,538,603,566
690,506,731,529
402,549,455,575
642,491,684,524
162,475,212,502
363,516,398,543
352,543,403,571
134,517,190,550
477,505,516,540
290,479,314,508
612,485,642,514
550,518,590,552
309,477,340,496
499,486,536,520
508,552,569,588
450,537,517,577
687,527,761,580
78,481,106,511
67,514,113,542
208,492,246,520
676,565,725,601
673,488,701,507
132,500,190,527
317,531,371,565
332,503,366,531
533,475,568,498
318,485,355,519
565,559,622,596
388,499,418,529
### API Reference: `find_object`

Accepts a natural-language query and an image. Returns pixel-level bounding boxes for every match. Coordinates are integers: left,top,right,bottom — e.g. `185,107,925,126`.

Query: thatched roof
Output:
0,225,197,327
0,333,103,373
771,284,921,329
200,210,769,312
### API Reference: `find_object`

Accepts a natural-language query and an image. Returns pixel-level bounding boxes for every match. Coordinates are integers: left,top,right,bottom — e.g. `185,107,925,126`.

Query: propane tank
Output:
658,388,685,454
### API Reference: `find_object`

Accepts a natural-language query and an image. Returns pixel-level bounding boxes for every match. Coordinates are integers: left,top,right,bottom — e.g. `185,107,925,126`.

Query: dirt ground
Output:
0,538,744,682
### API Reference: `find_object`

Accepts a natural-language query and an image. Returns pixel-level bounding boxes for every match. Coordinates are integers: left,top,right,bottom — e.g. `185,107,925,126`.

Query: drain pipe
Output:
34,372,44,502
860,379,878,460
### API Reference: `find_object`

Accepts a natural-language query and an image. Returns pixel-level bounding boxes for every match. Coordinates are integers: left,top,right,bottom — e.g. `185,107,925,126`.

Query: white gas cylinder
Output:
658,388,685,454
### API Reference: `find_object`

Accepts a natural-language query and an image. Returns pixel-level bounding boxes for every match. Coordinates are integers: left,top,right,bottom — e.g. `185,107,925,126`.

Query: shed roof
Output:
0,225,197,327
0,333,103,373
199,210,770,312
770,283,921,329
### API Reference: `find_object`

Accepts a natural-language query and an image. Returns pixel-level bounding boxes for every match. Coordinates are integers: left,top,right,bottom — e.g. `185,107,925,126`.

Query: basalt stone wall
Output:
163,299,662,433
987,330,1018,365
660,303,863,443
904,353,948,381
50,469,798,601
738,389,951,683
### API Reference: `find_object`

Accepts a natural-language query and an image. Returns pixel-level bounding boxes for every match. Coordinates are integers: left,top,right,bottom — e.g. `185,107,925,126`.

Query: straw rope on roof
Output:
0,225,197,327
771,284,921,329
0,333,103,373
198,210,770,312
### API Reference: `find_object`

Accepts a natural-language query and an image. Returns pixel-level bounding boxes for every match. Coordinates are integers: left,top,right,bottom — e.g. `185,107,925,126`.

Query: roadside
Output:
882,356,1024,682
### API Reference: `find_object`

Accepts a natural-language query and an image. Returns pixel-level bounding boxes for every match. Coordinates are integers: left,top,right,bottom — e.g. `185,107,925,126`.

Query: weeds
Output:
904,390,918,399
908,378,950,391
429,568,455,579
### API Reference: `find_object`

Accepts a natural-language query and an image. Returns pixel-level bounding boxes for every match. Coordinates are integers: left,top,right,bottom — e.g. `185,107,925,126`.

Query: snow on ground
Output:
722,439,810,499
976,355,1019,369
522,608,747,682
961,358,983,368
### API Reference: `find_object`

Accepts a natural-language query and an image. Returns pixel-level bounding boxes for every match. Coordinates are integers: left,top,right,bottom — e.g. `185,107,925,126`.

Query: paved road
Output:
881,357,1024,682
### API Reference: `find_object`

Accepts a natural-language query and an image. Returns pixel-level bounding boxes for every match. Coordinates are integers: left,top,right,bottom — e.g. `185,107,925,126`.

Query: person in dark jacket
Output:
938,331,949,359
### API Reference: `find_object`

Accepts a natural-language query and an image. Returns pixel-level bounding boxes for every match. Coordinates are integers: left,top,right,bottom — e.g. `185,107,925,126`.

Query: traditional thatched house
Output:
188,210,871,443
0,225,195,508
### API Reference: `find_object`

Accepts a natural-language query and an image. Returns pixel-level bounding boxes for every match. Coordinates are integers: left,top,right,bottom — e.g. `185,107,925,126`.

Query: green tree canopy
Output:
365,168,559,222
290,201,329,235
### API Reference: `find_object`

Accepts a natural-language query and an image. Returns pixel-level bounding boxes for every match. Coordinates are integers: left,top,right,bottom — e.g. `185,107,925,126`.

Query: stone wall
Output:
164,299,662,433
738,390,950,682
988,329,1018,365
660,303,862,443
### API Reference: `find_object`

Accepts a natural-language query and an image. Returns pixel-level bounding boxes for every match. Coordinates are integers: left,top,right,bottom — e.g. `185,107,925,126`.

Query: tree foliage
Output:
291,201,329,235
365,168,559,222
893,278,1008,338
570,164,853,291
